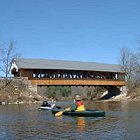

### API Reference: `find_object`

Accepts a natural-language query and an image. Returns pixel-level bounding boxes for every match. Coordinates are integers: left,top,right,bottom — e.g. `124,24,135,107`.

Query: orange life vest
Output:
76,100,85,111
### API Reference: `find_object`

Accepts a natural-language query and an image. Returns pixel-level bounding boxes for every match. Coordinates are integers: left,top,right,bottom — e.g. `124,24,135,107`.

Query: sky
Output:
0,0,140,64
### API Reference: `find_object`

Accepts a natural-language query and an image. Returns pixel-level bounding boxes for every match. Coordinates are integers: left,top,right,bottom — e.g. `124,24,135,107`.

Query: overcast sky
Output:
0,0,140,64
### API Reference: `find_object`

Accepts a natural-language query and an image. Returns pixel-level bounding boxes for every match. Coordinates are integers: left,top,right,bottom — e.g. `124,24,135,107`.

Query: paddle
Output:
55,110,64,117
55,107,71,117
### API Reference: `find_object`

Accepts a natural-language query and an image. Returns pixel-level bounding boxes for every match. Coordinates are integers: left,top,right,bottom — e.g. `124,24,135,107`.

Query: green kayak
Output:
52,108,105,117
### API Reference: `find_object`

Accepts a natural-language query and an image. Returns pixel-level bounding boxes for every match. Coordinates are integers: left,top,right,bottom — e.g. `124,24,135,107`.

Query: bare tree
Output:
119,46,140,91
0,40,18,85
135,45,140,86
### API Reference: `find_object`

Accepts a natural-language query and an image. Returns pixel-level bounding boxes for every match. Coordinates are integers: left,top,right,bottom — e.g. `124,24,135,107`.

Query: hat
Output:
75,95,81,100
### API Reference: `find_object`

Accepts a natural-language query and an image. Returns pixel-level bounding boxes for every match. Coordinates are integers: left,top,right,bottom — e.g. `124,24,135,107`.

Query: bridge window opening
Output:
115,74,118,79
31,69,125,81
33,72,35,77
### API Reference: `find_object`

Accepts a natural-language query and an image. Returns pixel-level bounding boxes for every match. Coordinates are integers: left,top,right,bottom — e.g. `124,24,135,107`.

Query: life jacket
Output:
76,100,85,111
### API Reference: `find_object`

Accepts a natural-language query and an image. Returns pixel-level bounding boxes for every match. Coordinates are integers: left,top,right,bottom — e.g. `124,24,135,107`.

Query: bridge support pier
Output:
100,86,122,100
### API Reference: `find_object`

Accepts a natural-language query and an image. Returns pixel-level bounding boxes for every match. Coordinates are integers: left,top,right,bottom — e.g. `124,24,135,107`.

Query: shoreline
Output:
1,96,140,105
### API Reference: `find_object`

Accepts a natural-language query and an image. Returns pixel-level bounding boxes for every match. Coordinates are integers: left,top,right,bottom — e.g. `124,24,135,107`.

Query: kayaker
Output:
70,95,85,112
41,100,51,107
54,95,85,117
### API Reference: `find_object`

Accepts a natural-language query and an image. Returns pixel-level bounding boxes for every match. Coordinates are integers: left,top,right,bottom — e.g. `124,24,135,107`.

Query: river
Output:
0,100,140,140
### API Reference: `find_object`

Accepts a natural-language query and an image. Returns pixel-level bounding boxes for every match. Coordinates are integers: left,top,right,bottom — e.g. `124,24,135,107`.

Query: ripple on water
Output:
1,102,140,139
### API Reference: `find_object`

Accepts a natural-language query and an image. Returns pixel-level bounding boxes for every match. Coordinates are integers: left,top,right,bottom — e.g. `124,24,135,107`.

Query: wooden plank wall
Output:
30,79,126,86
18,69,126,86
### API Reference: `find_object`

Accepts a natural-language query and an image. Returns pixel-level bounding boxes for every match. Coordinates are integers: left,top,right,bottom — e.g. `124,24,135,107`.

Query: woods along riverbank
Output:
0,78,140,105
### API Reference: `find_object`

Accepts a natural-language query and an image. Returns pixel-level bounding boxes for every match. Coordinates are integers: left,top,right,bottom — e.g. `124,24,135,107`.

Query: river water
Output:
0,100,140,140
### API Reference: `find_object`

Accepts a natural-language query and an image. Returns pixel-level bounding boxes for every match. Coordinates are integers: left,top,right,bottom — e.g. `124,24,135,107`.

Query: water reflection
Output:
1,101,140,139
76,117,85,132
85,100,133,112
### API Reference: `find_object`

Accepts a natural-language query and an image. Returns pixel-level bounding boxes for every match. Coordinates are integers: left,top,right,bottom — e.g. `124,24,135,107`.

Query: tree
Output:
0,40,18,85
119,46,140,91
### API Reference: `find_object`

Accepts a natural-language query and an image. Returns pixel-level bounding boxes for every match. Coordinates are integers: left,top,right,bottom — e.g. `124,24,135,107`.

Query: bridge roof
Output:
12,58,123,73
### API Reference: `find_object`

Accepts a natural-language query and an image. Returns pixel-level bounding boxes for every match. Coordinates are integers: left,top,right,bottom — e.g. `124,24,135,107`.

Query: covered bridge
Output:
10,58,125,86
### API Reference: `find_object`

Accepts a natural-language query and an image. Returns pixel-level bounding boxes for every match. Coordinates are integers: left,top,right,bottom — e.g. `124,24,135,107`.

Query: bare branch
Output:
0,40,19,85
119,46,140,91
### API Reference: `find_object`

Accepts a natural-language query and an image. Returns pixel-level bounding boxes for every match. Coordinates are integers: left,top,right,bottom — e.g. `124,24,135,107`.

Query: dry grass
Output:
0,78,42,104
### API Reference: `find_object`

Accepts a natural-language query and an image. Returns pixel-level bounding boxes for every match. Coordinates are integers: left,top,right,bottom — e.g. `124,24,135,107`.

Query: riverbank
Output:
0,78,43,105
0,78,140,105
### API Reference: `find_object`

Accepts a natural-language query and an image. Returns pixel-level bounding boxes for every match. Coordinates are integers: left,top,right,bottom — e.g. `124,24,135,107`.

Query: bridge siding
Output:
30,79,126,86
18,69,125,86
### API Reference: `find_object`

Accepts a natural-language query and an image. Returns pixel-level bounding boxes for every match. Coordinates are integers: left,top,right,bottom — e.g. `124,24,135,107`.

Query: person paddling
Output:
64,95,86,111
41,100,51,107
70,95,85,112
55,95,85,117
